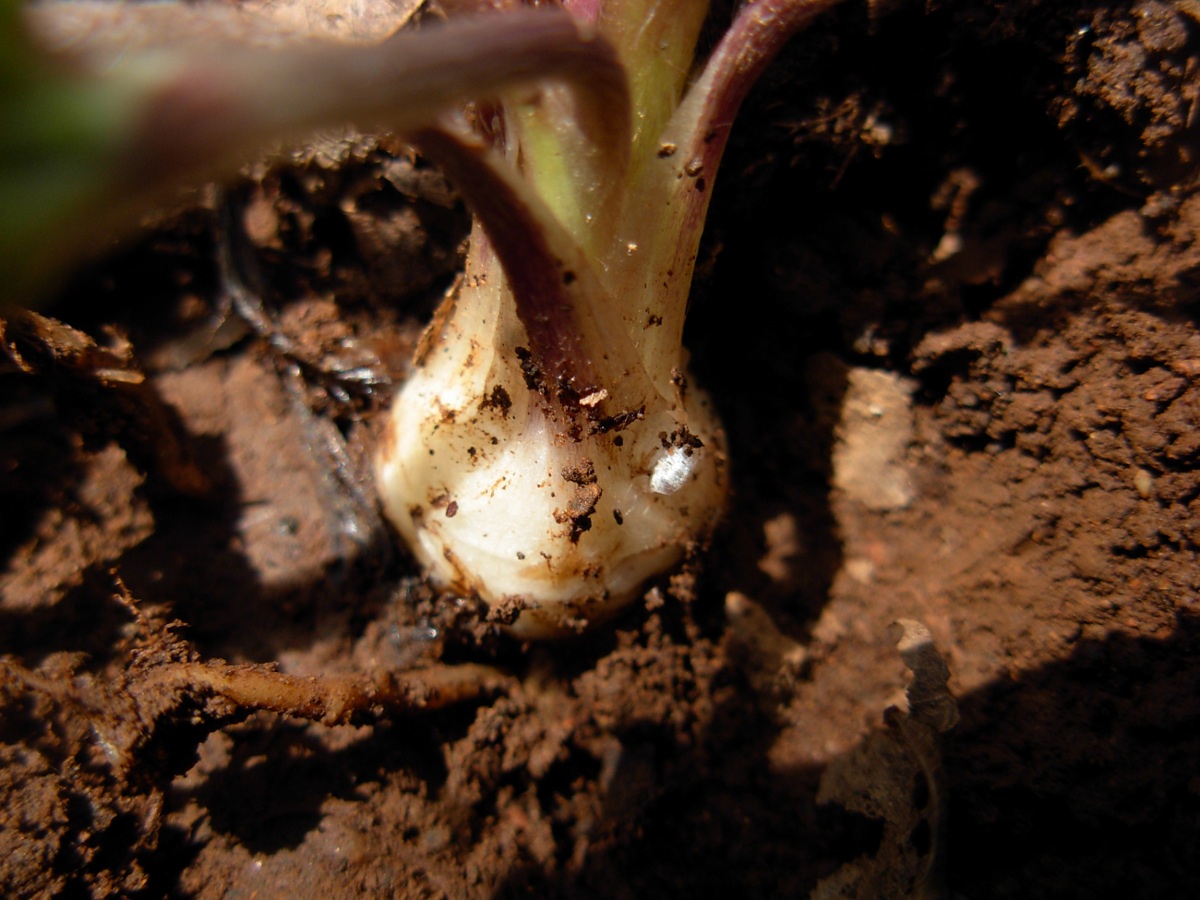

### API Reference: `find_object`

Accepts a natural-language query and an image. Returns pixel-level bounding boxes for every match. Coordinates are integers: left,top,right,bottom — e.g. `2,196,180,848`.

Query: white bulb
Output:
375,277,727,639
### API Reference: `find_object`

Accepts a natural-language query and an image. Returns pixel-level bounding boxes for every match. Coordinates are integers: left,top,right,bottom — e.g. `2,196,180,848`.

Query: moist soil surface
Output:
4,1,1200,897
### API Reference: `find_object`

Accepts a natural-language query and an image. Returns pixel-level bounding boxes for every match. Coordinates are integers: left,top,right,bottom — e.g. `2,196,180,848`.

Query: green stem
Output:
416,125,652,418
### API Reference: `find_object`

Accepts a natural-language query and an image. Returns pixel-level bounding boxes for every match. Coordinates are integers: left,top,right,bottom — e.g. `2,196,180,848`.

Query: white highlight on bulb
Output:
649,446,697,495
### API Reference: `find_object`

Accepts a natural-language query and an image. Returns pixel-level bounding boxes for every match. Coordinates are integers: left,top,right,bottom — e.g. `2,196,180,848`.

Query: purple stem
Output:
691,0,844,165
415,127,640,408
126,7,629,202
669,0,845,262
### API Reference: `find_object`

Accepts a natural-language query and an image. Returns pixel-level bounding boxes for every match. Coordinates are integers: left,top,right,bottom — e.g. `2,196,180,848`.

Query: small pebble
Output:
1134,468,1154,498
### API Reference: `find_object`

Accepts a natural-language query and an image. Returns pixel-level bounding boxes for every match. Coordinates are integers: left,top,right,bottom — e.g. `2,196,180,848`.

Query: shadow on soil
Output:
483,610,1200,898
118,604,1200,899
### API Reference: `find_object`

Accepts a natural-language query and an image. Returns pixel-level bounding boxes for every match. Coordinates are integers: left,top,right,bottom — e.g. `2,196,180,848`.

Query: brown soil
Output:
4,1,1200,897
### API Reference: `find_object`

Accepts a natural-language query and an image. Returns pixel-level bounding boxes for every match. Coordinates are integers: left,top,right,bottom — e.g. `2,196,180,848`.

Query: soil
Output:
4,0,1200,897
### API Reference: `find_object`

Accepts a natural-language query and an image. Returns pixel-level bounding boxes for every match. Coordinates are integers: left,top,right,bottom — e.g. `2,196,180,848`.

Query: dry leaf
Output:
812,620,957,900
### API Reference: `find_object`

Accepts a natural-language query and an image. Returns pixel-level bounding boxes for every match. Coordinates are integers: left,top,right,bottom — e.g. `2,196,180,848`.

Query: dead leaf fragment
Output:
893,618,960,732
812,619,957,900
